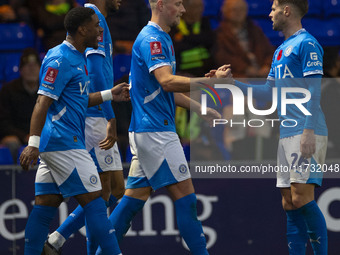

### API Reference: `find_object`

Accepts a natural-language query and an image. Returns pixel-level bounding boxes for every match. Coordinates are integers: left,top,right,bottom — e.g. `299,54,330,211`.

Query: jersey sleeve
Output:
140,36,171,73
267,49,277,81
38,57,72,100
299,39,323,77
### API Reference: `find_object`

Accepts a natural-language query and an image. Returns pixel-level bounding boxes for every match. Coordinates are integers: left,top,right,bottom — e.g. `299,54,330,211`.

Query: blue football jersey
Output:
267,29,327,138
129,22,177,133
38,41,90,152
85,3,114,118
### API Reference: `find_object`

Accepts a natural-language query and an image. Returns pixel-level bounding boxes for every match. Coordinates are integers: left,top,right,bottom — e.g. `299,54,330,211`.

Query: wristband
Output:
28,135,40,148
101,89,113,102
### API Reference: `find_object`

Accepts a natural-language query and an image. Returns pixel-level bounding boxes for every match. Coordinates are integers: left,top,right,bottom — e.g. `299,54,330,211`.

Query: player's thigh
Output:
110,170,125,198
290,183,315,208
99,171,111,200
280,187,294,210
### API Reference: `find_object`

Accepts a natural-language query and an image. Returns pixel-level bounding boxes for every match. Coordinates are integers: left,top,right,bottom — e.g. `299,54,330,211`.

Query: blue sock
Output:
109,195,145,242
105,194,118,208
300,200,328,255
86,195,118,254
24,205,57,255
95,195,145,255
86,218,100,255
83,197,121,255
57,204,85,240
286,209,308,254
175,193,208,255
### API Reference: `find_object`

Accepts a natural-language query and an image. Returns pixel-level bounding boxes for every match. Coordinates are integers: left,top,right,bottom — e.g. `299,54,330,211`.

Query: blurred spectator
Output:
27,0,75,51
214,0,274,78
0,48,40,161
107,0,149,53
170,0,215,77
0,0,30,23
321,47,340,159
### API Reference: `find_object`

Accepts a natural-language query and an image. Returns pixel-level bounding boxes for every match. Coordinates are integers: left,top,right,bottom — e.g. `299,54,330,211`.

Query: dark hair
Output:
20,48,41,69
64,7,95,36
276,0,309,17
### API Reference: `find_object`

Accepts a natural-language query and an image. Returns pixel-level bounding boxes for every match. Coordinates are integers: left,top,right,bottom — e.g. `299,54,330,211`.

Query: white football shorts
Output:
85,117,123,172
35,149,102,197
126,131,191,190
276,134,327,188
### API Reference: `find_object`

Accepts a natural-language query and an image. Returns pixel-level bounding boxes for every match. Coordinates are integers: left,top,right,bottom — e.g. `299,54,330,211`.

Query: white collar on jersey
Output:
84,3,101,14
293,28,306,36
63,40,77,51
148,21,164,32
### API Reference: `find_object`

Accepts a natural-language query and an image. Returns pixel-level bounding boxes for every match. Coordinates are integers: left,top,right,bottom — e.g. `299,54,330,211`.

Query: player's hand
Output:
205,65,232,78
19,146,39,171
99,118,117,150
200,107,221,127
111,82,130,102
300,129,316,158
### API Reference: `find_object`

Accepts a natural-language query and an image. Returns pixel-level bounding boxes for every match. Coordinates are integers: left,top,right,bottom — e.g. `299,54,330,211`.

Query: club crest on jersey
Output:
150,41,162,55
179,164,187,174
284,46,293,57
44,67,59,83
105,155,113,165
277,50,283,61
90,175,98,184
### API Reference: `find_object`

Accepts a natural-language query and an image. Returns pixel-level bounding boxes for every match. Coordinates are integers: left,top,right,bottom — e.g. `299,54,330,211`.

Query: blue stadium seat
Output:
0,52,22,83
246,0,272,18
323,0,340,18
113,54,132,82
0,146,14,165
203,0,224,17
253,18,284,46
75,0,86,6
0,23,35,51
306,0,323,17
0,23,36,84
303,18,340,46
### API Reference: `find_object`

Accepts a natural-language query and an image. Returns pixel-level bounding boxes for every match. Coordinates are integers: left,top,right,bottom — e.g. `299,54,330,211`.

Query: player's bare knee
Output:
291,195,307,209
101,189,111,202
125,187,152,201
75,190,102,207
35,194,63,207
282,196,295,211
111,186,125,200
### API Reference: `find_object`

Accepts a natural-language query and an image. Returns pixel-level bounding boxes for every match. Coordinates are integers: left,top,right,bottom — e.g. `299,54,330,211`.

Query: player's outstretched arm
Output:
205,65,232,79
154,65,234,93
88,82,130,107
174,93,221,127
20,95,54,170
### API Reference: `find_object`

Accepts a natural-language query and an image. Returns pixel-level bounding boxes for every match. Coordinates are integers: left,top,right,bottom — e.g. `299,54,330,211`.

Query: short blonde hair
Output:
149,0,168,9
